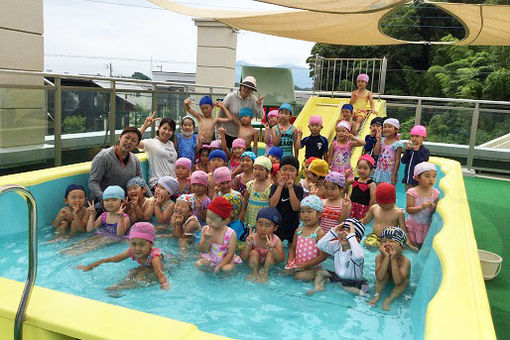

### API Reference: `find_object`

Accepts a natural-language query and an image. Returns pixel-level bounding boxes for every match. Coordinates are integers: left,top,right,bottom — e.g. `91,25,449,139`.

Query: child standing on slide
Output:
273,103,300,158
350,73,377,133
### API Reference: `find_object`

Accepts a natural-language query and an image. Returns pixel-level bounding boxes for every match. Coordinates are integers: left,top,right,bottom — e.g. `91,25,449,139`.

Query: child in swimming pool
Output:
306,159,329,198
263,109,279,156
373,118,403,185
77,222,170,290
207,150,227,199
350,73,377,133
309,218,367,296
213,166,239,198
161,194,199,239
232,151,256,196
299,157,318,196
350,155,376,220
196,196,242,272
363,117,383,164
241,207,284,283
172,158,191,200
329,121,365,183
401,125,430,192
320,172,351,233
52,184,89,237
240,156,272,230
273,103,300,158
124,177,153,224
190,170,211,225
405,162,439,249
297,115,328,161
223,192,247,241
194,144,211,173
175,116,198,162
61,186,129,256
368,227,410,311
267,146,283,165
220,134,246,174
361,183,418,251
153,176,178,231
335,104,357,135
285,195,328,290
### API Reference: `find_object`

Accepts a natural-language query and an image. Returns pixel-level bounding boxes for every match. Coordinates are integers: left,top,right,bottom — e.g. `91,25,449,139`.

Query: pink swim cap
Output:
410,125,427,138
357,73,369,82
129,222,155,243
336,121,351,131
190,170,208,186
267,110,279,118
309,115,323,125
232,138,246,149
175,157,192,170
210,140,222,149
213,166,231,184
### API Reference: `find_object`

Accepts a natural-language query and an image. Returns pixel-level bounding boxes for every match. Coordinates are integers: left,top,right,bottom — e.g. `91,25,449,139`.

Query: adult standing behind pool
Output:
138,113,178,190
217,76,264,149
89,126,150,205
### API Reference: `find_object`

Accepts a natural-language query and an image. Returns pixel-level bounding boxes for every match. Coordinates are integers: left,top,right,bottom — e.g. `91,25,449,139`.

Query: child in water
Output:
350,155,376,220
350,73,377,132
241,207,285,283
320,171,351,233
368,227,410,311
373,118,402,185
172,158,192,200
124,177,153,223
263,109,279,155
153,176,178,230
232,151,256,196
77,222,170,291
190,170,211,225
196,196,242,272
309,218,367,296
285,195,327,291
233,107,259,154
329,121,365,183
184,96,234,144
52,184,89,237
61,186,129,255
405,162,439,249
362,183,418,251
401,125,430,192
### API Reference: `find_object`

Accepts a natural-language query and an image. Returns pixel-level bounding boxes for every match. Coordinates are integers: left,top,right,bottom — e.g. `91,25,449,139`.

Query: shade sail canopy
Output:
256,0,409,14
150,0,510,46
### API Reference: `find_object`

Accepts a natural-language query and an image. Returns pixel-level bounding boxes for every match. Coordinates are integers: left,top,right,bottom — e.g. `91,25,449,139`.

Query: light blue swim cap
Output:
103,185,125,200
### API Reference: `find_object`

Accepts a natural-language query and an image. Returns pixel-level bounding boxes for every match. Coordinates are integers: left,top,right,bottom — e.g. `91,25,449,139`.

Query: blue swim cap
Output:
208,149,227,162
126,176,146,188
279,103,292,114
240,107,254,118
65,184,85,198
199,96,213,106
300,195,323,212
256,207,281,225
341,104,353,112
241,151,257,161
103,185,125,200
268,147,283,160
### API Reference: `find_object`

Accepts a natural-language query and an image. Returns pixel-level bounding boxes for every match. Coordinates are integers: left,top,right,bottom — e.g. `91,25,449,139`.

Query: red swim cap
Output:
376,183,396,205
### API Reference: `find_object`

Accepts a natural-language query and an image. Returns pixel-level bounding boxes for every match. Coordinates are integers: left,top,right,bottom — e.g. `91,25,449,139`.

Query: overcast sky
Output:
44,0,315,77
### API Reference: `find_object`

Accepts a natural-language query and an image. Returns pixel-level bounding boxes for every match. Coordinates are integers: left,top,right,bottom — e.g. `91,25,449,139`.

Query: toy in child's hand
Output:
215,100,225,109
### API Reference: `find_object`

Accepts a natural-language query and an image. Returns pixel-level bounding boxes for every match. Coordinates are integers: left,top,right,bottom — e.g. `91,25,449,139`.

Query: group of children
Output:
52,73,440,311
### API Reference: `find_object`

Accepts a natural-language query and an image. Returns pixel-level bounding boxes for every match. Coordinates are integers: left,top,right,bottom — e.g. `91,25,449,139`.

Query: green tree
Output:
131,72,151,80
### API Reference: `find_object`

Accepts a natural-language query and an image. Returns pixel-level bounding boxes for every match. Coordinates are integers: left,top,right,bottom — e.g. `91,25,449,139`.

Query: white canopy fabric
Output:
255,0,409,14
150,0,510,46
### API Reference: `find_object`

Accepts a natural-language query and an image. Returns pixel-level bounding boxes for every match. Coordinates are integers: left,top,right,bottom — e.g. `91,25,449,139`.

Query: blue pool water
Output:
0,166,444,340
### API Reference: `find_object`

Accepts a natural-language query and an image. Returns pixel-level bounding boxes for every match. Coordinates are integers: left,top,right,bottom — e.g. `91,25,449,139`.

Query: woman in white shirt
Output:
138,115,178,190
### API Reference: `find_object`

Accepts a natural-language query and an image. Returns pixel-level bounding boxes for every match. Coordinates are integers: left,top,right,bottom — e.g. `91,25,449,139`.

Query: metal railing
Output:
312,56,388,95
0,185,38,340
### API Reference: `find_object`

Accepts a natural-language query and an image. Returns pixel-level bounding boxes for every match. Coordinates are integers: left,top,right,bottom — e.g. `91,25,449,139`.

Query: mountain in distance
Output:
235,60,313,90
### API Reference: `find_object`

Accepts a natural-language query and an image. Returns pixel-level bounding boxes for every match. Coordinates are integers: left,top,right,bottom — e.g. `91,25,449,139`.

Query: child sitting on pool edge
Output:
196,196,242,273
368,226,410,311
241,207,284,283
77,222,170,291
52,184,89,237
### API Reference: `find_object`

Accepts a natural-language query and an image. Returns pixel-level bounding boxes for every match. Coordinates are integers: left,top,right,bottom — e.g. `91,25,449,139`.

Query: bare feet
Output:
382,298,392,311
257,268,269,283
247,271,258,282
367,294,380,306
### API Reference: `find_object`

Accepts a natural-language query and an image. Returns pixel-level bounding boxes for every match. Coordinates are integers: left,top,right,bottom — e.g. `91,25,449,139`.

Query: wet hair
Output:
157,118,176,141
181,116,196,129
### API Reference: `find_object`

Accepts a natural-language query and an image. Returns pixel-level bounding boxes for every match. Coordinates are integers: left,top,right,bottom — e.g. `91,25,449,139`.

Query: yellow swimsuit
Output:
352,90,371,120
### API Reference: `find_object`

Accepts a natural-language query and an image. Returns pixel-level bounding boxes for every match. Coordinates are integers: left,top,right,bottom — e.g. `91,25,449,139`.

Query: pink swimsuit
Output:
406,187,440,244
253,234,280,263
330,141,354,181
129,247,164,267
286,226,322,269
201,226,242,268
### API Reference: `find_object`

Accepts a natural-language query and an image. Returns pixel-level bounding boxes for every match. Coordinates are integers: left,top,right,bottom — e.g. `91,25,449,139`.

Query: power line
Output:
45,53,195,65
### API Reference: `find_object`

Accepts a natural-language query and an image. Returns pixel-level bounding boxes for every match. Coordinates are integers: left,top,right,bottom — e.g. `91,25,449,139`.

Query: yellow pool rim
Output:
426,157,495,339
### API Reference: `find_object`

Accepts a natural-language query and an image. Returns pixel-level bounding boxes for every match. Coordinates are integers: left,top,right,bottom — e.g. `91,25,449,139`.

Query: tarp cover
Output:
255,0,408,14
150,0,510,46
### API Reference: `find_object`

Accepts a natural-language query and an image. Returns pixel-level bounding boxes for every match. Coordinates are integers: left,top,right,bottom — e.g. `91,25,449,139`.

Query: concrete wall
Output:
193,19,237,96
0,0,46,148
